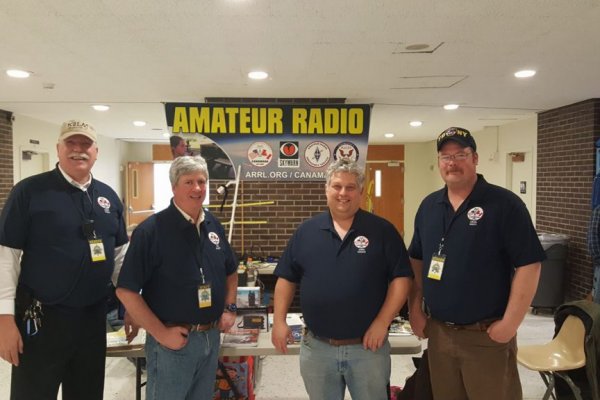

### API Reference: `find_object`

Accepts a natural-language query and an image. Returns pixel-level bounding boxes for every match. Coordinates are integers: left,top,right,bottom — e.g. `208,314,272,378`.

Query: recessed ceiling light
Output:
248,71,269,80
162,132,170,138
6,69,31,78
91,105,110,111
409,121,423,127
133,121,146,127
514,69,536,78
443,104,460,110
384,133,395,138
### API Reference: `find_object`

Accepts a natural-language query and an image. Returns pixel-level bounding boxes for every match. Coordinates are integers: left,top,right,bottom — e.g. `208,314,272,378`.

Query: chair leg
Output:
555,371,584,400
539,372,557,400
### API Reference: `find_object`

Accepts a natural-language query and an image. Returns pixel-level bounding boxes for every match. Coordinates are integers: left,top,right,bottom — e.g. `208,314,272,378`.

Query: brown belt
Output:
165,320,219,332
309,330,363,346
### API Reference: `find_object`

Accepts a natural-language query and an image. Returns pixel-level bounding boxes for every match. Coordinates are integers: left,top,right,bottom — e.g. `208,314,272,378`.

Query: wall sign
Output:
164,103,371,181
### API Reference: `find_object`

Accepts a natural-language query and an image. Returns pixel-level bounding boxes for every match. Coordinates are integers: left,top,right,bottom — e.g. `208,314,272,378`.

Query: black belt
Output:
436,318,499,331
164,320,219,332
307,329,363,346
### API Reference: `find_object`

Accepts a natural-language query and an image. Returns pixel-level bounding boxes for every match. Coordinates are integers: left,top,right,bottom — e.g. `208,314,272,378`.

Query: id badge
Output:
198,284,212,308
427,254,446,280
89,239,106,262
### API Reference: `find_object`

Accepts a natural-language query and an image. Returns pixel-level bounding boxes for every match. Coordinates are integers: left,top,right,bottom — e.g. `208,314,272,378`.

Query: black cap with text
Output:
436,127,477,152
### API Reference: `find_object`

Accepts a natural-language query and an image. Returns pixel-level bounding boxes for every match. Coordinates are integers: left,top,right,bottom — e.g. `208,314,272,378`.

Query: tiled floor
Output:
0,311,555,399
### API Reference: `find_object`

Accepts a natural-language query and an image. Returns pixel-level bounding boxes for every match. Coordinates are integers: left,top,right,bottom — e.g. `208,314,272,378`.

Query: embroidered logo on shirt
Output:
467,207,484,226
354,236,369,254
208,232,221,249
97,196,111,213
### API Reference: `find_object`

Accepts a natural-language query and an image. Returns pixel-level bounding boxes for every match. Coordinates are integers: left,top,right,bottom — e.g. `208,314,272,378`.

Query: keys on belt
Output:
23,299,43,336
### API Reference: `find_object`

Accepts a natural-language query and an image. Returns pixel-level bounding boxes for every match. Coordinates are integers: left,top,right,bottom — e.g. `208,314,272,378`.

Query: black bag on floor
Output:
397,349,433,400
554,367,593,399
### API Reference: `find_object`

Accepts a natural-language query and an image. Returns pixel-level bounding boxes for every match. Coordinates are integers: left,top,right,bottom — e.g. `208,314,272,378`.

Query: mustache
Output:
68,152,90,160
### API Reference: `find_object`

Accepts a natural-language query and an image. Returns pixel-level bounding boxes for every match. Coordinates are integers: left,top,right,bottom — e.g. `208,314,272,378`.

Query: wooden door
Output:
361,145,405,236
126,162,155,227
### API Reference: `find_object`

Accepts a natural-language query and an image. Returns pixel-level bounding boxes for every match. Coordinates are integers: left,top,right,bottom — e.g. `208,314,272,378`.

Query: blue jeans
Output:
299,331,391,400
145,327,220,400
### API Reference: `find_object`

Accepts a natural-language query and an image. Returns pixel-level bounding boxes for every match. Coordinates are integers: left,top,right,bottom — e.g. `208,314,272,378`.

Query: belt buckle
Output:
443,321,460,329
191,321,217,332
189,323,204,332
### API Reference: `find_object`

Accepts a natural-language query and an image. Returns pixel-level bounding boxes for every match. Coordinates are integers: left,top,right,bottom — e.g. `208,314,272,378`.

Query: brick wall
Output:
537,99,600,300
0,110,14,210
208,180,327,258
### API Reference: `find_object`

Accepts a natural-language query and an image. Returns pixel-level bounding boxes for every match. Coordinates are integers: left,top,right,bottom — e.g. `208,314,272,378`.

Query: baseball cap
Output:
436,127,476,152
58,120,97,142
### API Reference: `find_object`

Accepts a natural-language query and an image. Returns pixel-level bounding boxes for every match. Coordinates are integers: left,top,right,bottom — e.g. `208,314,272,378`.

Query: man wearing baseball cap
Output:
0,119,129,400
407,127,545,399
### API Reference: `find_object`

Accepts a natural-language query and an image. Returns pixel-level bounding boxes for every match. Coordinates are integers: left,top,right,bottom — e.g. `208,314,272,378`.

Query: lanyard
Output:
190,222,207,285
437,200,464,256
69,186,98,239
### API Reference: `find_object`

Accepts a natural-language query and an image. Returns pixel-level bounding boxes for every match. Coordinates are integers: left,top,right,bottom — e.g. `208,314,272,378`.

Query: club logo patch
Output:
467,207,484,226
97,196,111,213
354,235,369,253
208,232,221,249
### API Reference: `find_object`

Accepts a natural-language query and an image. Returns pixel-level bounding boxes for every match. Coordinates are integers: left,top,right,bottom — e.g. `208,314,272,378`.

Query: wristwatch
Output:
224,303,238,313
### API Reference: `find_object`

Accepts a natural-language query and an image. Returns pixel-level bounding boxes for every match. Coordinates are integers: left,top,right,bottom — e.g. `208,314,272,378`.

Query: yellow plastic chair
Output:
517,315,586,400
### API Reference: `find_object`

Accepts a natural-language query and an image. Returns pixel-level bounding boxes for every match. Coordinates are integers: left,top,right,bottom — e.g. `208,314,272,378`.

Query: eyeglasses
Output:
438,152,472,164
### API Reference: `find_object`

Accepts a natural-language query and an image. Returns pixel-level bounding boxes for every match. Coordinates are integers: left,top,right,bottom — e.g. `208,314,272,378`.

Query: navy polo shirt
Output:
0,168,128,307
117,204,237,324
274,209,413,339
408,174,545,325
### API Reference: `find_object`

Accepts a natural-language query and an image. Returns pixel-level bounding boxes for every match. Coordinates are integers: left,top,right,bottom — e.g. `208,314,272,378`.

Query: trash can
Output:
531,233,569,313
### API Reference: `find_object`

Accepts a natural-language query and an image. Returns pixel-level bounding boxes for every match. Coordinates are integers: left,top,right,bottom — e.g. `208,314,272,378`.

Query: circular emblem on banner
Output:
247,142,273,167
208,232,220,245
354,235,369,249
304,141,331,168
333,142,359,162
467,207,484,221
280,142,299,157
97,196,111,209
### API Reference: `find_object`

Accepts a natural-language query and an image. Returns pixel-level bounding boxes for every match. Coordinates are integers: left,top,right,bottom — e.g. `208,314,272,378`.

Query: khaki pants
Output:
426,318,522,400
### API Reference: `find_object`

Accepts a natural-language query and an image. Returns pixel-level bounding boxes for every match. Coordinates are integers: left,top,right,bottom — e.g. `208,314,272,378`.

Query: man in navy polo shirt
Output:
408,127,545,400
117,155,238,400
0,119,129,400
272,159,413,400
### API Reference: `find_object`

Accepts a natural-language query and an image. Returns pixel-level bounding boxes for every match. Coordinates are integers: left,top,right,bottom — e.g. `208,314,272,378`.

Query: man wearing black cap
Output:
407,127,545,399
0,120,129,400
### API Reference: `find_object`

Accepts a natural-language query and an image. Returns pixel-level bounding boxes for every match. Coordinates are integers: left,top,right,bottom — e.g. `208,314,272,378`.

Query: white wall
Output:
473,117,538,222
121,141,154,163
12,114,124,197
403,141,442,243
12,116,57,182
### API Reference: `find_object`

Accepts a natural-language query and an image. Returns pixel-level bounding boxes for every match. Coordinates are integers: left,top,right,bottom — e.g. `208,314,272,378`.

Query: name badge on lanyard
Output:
427,254,446,280
89,239,106,262
83,219,106,262
198,284,212,308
